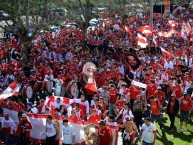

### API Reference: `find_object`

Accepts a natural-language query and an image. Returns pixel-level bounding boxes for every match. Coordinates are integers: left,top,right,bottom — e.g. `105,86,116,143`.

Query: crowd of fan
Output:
0,6,193,145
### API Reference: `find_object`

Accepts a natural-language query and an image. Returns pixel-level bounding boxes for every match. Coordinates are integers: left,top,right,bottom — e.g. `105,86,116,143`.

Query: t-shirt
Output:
181,97,193,112
62,125,75,144
109,89,118,104
169,100,175,113
150,100,161,115
98,127,112,145
154,91,165,104
141,123,156,143
147,84,157,98
133,100,144,112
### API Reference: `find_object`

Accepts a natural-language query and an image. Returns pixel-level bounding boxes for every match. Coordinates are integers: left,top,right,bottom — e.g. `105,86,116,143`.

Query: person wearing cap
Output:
1,113,16,145
119,116,138,145
139,117,157,145
45,115,60,145
98,120,113,145
37,99,46,114
178,93,193,133
166,93,179,132
15,113,32,145
62,119,75,145
27,102,38,114
108,84,119,116
88,109,101,122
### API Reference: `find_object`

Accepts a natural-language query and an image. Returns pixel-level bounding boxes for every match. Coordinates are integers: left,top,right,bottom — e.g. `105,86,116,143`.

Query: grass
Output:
137,114,193,145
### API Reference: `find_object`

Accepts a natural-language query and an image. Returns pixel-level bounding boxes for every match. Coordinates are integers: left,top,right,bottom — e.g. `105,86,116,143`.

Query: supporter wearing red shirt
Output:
117,96,126,112
149,96,163,129
108,84,119,115
166,93,179,131
146,80,157,99
16,114,32,145
98,120,113,145
121,83,130,102
88,109,101,122
172,81,182,99
154,87,165,105
180,95,193,112
108,84,118,104
128,85,141,111
179,94,193,132
68,109,81,123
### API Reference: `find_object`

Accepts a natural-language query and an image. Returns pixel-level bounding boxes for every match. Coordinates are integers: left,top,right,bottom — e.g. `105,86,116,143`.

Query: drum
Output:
22,84,33,99
55,82,62,96
66,80,77,97
42,80,52,92
42,80,48,91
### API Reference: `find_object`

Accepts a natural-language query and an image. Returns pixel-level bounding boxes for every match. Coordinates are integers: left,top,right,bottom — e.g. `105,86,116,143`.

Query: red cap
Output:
39,99,44,103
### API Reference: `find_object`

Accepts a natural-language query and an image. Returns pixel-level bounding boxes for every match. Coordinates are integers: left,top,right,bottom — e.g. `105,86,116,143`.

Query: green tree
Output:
0,0,65,66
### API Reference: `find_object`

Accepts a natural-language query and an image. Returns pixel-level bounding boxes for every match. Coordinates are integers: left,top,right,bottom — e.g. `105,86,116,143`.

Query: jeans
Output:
109,103,117,116
133,112,143,129
168,113,176,129
46,135,57,145
142,140,153,145
150,114,163,128
4,134,12,145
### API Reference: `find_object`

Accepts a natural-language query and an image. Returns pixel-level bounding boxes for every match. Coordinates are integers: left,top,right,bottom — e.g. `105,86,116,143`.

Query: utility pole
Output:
150,0,153,27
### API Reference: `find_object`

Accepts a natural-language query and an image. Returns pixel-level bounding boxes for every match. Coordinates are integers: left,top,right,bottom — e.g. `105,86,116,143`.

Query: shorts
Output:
180,110,189,122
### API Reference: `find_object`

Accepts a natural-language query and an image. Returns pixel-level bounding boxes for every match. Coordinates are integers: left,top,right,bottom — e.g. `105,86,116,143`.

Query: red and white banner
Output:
137,33,148,48
179,21,192,38
45,96,74,115
138,25,153,37
168,19,177,28
2,108,118,145
131,80,147,89
125,25,132,35
158,29,175,38
0,82,20,101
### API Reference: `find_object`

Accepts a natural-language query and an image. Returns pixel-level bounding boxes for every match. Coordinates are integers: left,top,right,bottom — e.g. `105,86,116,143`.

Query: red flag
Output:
138,25,153,37
137,33,148,48
0,82,20,102
161,47,172,58
124,25,131,35
168,19,177,28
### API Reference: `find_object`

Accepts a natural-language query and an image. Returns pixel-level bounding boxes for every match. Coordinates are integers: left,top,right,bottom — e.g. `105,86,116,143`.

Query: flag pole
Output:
150,0,154,27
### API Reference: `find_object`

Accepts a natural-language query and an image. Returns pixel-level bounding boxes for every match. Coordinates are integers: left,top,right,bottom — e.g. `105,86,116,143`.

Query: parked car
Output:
0,10,11,20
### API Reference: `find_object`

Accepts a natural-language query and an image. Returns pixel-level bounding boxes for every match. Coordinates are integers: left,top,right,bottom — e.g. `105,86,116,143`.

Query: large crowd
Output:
0,6,193,145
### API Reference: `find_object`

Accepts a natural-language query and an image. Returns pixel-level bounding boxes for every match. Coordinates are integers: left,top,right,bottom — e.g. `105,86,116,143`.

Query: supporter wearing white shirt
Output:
105,115,117,126
65,51,73,60
1,113,16,134
118,64,125,75
115,103,134,123
164,59,173,69
62,119,75,145
140,118,157,144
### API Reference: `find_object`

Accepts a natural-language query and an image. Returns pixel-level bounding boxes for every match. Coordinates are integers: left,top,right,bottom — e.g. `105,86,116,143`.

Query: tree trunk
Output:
22,40,31,67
